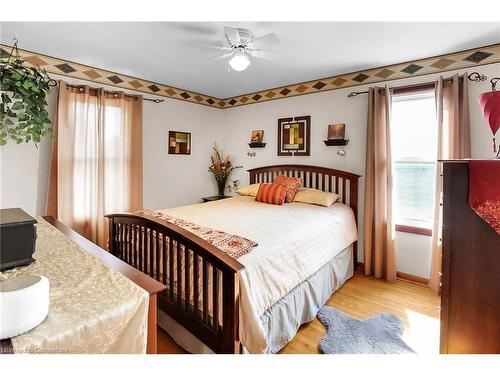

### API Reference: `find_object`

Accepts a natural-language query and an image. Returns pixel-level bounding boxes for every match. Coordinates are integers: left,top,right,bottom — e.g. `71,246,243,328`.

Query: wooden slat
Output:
177,241,182,306
156,229,161,281
126,224,130,264
315,172,319,189
120,224,125,262
185,249,190,312
162,233,167,286
193,253,199,318
116,224,121,259
131,224,136,268
169,235,174,301
121,224,125,261
322,173,326,191
135,225,140,268
342,178,347,203
213,266,219,331
146,229,154,276
203,259,209,324
127,224,134,264
138,225,143,272
308,171,312,187
143,228,148,275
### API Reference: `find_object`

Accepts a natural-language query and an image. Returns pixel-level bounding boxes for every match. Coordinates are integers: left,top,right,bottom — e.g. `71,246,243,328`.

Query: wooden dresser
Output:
440,160,500,354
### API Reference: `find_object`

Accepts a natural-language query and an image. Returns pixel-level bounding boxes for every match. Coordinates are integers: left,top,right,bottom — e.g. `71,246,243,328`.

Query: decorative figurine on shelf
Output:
324,123,349,146
327,123,346,140
248,130,266,148
208,144,242,196
250,130,264,143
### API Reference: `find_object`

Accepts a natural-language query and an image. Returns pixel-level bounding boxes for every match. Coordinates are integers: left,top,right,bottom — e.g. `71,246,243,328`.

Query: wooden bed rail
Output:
106,213,244,353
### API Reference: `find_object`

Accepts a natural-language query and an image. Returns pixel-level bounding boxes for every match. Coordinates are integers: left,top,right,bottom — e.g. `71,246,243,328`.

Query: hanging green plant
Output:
0,41,53,146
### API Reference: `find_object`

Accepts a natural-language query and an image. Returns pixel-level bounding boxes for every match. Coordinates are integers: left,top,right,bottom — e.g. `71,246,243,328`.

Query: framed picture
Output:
277,115,311,156
168,131,191,155
250,130,264,143
328,123,346,140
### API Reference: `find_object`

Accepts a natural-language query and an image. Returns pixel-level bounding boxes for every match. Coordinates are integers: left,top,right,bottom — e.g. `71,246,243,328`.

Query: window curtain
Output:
46,81,143,248
364,86,397,282
429,74,471,293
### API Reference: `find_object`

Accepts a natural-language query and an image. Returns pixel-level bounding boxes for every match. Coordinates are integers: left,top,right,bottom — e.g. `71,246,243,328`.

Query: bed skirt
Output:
157,244,354,354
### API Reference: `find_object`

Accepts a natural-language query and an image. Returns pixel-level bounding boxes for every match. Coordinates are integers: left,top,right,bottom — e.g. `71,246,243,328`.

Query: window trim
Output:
395,224,432,237
392,82,436,96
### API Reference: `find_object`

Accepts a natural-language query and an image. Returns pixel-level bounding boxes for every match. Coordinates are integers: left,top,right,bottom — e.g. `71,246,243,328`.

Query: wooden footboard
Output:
106,213,244,353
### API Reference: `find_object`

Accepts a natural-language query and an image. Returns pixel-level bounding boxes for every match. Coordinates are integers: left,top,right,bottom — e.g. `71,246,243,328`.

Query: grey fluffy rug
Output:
317,307,415,354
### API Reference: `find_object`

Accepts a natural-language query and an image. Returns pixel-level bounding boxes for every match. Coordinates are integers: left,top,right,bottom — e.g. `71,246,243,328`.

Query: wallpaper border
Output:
1,42,499,109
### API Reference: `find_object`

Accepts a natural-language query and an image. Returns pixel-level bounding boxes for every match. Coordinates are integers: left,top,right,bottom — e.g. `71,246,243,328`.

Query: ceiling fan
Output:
206,26,279,72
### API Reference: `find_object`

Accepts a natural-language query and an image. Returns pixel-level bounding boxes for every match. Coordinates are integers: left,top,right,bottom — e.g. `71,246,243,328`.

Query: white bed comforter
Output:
156,195,357,353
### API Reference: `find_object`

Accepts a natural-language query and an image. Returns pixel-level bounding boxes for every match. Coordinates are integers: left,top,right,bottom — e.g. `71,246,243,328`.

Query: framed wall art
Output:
168,131,191,155
277,115,311,156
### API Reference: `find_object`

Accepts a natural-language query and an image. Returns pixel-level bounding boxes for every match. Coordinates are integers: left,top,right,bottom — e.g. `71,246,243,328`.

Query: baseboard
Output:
356,262,429,287
396,271,429,286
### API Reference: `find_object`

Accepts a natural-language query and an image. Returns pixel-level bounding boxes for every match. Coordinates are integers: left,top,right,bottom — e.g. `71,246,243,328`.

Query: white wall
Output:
143,98,222,209
0,88,55,217
219,62,500,277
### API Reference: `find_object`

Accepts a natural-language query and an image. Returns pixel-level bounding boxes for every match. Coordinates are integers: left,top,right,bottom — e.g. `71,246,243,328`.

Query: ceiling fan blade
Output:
248,50,278,61
247,32,279,46
207,52,233,61
223,26,241,45
199,44,233,51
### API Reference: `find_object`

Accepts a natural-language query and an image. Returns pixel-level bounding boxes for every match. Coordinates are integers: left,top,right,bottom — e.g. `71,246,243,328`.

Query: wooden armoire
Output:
440,160,500,354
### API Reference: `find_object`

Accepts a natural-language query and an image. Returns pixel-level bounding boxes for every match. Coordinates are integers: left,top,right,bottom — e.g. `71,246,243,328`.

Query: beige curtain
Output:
47,81,143,248
364,86,397,282
429,74,471,293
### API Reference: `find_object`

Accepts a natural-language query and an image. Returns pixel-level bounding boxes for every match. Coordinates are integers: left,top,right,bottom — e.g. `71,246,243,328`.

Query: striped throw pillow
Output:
255,183,287,205
274,175,302,202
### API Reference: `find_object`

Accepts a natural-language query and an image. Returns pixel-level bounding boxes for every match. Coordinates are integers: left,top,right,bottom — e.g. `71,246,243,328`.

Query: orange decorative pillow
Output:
255,183,286,205
273,175,302,202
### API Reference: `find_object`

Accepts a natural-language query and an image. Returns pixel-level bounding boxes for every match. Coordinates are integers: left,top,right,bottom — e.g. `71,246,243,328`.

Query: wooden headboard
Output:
248,164,362,262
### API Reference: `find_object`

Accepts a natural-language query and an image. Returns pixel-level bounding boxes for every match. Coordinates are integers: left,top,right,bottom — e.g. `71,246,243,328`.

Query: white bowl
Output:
0,274,49,339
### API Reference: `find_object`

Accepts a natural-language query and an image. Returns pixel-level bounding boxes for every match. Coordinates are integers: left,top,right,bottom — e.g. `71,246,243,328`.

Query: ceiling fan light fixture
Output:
229,53,250,71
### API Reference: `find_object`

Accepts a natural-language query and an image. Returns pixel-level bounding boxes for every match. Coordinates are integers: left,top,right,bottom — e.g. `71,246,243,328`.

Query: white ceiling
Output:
1,22,500,98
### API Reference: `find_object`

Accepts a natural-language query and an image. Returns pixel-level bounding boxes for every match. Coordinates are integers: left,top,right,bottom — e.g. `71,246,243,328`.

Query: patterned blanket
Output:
137,208,257,259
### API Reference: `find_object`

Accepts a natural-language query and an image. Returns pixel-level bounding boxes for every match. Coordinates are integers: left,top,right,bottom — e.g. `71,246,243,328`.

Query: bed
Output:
106,164,360,353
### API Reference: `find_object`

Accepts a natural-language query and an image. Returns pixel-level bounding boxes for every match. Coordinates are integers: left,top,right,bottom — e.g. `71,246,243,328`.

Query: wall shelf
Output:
323,139,349,146
248,142,266,148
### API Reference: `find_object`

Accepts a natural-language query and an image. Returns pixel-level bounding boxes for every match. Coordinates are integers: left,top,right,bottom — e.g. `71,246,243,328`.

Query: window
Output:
391,89,437,234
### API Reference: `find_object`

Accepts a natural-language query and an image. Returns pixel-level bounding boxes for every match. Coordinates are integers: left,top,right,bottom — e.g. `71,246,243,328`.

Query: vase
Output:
216,176,228,196
217,180,227,196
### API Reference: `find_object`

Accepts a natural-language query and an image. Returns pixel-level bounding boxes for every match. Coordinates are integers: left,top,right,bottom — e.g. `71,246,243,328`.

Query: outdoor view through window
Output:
391,90,437,229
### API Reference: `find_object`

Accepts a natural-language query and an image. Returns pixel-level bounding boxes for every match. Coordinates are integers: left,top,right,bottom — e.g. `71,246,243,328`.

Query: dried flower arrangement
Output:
208,143,242,196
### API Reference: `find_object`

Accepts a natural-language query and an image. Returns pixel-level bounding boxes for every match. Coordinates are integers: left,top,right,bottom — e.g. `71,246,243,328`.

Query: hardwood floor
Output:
157,271,440,354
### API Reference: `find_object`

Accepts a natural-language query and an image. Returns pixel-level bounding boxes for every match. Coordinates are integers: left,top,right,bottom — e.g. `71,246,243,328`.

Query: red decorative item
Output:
468,160,500,235
478,85,500,155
